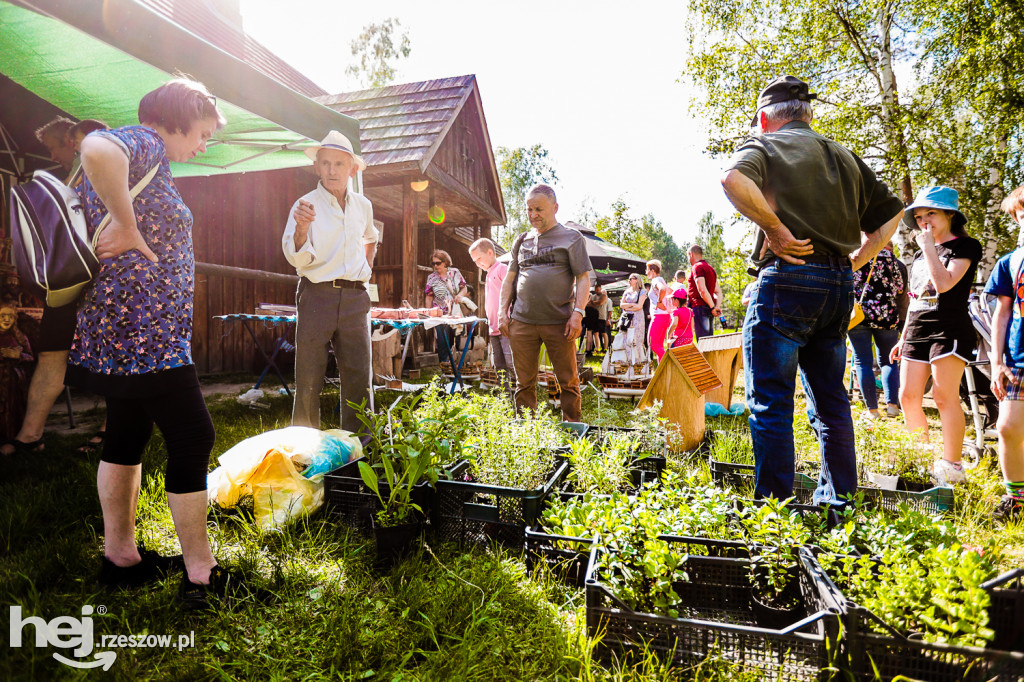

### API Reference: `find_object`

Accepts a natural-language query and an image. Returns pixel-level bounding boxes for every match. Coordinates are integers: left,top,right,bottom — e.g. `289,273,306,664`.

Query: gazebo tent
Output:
0,0,367,374
0,0,360,179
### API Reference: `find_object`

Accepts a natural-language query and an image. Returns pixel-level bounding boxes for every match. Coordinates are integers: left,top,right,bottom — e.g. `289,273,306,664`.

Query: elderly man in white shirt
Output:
282,131,378,432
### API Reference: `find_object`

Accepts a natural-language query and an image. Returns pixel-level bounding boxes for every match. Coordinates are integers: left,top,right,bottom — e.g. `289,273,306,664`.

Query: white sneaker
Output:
885,405,900,419
932,458,966,486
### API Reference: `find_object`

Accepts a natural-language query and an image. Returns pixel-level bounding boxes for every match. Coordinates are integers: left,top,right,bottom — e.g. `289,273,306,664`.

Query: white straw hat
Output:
304,130,366,171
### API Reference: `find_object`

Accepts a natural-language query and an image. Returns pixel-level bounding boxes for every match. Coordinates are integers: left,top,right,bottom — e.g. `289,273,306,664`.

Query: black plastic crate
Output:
432,459,569,548
709,460,954,514
986,569,1024,652
585,541,842,680
810,549,1024,681
323,459,434,533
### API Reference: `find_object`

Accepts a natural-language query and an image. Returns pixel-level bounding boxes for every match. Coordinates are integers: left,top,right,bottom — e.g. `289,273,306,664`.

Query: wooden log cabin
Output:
179,75,506,374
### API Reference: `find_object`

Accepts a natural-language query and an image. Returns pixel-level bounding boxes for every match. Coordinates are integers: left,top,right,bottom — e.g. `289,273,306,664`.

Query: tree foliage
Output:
682,0,1024,275
346,18,412,89
495,144,559,248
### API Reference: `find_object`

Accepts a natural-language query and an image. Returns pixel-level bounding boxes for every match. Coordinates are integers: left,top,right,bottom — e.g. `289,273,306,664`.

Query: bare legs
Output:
898,355,966,463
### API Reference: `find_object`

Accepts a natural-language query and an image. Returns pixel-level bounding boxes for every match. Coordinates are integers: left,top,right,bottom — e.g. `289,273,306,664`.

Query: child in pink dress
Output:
664,291,694,351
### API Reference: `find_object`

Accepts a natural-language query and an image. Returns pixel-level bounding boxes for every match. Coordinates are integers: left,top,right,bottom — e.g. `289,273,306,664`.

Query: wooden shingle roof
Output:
316,75,476,171
317,75,505,227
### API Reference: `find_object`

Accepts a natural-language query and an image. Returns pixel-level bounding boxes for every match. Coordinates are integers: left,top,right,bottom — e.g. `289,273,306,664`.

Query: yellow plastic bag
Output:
207,426,361,529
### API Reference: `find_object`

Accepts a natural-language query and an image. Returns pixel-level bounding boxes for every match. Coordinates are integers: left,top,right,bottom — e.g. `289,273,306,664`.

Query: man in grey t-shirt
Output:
498,184,591,421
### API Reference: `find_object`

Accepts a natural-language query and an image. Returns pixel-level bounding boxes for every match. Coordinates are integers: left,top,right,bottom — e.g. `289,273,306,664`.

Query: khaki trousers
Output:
293,279,371,432
508,319,581,422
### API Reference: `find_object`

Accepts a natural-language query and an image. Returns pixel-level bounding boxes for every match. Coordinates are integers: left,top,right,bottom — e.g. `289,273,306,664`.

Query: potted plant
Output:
856,420,932,491
351,394,467,567
738,497,811,629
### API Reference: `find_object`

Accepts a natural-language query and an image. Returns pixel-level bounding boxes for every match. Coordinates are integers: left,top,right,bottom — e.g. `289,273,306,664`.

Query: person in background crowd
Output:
890,187,981,486
673,269,688,293
646,260,671,361
602,288,613,350
984,184,1024,522
36,116,77,180
642,282,652,356
69,119,112,453
1,116,82,457
424,249,469,364
664,289,694,351
582,286,607,354
619,274,649,367
721,75,903,505
66,77,232,605
687,244,721,340
498,184,590,422
70,119,110,153
849,240,906,420
592,284,609,353
283,130,378,434
469,238,515,386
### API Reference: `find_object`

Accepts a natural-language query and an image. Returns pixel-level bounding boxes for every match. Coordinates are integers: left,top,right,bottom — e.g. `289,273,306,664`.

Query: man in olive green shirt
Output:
721,75,904,506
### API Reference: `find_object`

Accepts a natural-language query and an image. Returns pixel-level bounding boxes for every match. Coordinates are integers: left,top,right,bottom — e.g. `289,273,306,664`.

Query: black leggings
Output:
101,384,216,494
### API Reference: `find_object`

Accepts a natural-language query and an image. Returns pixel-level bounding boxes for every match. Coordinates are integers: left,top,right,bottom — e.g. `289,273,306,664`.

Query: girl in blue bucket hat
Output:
889,186,982,486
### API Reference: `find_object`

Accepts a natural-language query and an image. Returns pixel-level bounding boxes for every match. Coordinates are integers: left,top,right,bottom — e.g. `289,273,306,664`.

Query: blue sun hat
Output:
903,186,967,230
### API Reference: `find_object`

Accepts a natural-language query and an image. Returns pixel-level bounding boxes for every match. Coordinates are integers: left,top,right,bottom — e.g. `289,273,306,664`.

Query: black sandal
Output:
1,438,45,456
77,430,106,454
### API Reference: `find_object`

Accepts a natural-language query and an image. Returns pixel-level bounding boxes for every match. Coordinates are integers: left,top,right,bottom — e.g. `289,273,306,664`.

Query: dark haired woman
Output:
890,186,981,486
424,248,468,365
67,77,233,607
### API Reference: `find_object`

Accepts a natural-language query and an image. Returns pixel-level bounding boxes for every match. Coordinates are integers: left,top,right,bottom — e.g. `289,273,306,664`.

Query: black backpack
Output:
10,169,96,308
10,165,157,308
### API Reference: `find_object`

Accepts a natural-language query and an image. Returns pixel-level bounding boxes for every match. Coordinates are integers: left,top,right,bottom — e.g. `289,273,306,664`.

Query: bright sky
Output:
240,0,743,247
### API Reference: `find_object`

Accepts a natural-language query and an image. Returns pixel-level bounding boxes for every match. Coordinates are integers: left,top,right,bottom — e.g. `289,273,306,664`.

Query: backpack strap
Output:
90,164,160,250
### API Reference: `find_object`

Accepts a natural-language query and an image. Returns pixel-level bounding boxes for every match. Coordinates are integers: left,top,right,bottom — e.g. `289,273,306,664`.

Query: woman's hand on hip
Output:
96,219,159,263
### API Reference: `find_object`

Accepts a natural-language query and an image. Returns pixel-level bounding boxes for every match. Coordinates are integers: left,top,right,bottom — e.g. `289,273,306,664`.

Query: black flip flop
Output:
77,430,106,454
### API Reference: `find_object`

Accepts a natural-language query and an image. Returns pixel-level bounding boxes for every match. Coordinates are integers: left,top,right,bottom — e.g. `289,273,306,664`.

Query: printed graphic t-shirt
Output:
983,246,1024,369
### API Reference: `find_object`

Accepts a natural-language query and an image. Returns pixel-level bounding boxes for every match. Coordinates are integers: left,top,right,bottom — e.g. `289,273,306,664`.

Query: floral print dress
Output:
66,126,198,397
852,249,906,330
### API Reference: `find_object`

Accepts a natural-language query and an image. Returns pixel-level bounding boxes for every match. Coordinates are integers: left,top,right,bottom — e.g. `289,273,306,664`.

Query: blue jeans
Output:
743,260,856,505
847,325,900,410
693,305,713,340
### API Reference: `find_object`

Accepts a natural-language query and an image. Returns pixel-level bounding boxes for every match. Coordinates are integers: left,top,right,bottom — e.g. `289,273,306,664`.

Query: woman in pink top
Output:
664,290,694,350
646,259,672,361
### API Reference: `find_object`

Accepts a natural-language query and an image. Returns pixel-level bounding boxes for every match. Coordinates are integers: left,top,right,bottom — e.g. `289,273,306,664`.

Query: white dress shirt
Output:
282,182,379,283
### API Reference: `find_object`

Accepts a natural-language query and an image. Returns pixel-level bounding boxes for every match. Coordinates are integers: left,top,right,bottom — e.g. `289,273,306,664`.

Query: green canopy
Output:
0,0,360,177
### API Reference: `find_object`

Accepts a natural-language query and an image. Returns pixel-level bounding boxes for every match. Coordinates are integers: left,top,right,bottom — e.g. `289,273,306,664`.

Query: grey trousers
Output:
292,279,371,433
489,334,516,388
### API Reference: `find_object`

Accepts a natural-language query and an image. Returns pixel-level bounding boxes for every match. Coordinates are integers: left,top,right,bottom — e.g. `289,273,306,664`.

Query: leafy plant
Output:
820,542,1002,648
351,394,469,526
565,433,633,494
738,498,811,609
855,418,932,485
709,426,754,466
463,416,569,489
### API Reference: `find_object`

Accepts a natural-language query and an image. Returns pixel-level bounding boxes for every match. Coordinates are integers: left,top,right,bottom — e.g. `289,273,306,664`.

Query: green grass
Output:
2,370,1022,680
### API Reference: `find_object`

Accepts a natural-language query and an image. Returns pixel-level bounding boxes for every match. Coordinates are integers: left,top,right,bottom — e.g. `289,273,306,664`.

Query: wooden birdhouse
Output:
638,344,722,451
696,332,743,409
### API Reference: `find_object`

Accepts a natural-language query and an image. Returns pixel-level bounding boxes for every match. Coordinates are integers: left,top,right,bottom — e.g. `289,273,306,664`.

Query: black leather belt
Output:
307,278,366,290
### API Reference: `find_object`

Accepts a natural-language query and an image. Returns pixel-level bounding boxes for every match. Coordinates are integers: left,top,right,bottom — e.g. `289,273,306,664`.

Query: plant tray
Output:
585,542,842,681
709,458,955,513
985,569,1024,653
810,549,1024,681
587,425,670,460
323,458,435,533
432,459,570,549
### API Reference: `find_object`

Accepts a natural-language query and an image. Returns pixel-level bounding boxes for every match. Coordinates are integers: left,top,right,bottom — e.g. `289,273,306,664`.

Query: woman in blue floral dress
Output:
849,241,907,419
67,78,235,607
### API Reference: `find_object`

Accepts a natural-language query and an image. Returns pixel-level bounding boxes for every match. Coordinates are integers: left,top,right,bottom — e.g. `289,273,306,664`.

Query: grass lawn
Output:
2,363,1022,681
